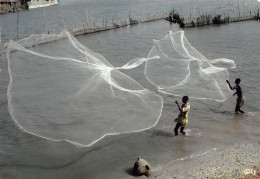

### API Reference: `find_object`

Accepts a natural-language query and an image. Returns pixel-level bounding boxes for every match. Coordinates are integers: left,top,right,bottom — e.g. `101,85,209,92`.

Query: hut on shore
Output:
0,0,20,13
0,0,28,14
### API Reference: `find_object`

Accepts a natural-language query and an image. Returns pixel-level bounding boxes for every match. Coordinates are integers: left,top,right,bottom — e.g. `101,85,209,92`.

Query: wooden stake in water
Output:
43,8,49,34
238,1,240,17
60,16,65,30
106,16,107,28
83,9,85,28
17,11,19,39
257,0,260,18
0,26,1,57
83,7,87,29
243,0,244,16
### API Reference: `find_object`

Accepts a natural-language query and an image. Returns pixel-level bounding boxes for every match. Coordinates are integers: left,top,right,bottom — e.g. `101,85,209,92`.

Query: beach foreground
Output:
149,144,259,179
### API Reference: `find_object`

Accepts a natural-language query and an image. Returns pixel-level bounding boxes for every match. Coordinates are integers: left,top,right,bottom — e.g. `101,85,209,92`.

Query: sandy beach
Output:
150,144,259,179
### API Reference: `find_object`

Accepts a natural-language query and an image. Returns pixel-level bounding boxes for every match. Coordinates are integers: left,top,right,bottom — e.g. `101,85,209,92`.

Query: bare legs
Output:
235,97,245,113
174,123,186,136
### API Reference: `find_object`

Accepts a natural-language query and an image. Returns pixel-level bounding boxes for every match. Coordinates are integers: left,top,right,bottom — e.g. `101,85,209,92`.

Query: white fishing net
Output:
7,30,163,147
146,31,235,101
6,30,235,147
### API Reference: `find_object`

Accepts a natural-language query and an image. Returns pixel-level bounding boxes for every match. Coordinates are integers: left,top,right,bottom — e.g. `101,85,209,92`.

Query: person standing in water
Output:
174,96,190,136
226,78,245,113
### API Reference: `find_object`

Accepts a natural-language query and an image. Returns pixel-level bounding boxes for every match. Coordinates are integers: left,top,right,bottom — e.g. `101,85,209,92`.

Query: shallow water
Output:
0,0,260,178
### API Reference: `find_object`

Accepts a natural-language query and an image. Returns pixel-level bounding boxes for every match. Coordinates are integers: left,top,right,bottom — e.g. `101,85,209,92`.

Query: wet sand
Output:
151,144,259,179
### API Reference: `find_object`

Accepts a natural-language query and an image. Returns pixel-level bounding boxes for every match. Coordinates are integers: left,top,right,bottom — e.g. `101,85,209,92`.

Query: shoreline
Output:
151,144,259,178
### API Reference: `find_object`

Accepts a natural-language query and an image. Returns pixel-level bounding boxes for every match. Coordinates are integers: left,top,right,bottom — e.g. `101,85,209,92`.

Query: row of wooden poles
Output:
12,6,260,42
14,8,169,39
166,8,260,28
72,12,169,36
6,10,169,51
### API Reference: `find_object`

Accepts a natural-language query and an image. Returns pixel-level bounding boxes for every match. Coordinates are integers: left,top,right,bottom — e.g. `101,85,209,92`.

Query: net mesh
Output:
146,31,235,101
7,30,163,147
6,30,235,147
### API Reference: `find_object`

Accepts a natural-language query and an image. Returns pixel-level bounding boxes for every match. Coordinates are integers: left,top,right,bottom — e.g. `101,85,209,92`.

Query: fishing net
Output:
6,30,235,147
7,30,163,147
146,31,235,101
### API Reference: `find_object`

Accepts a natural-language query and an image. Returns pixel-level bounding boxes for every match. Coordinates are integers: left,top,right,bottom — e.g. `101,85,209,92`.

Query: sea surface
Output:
0,0,259,178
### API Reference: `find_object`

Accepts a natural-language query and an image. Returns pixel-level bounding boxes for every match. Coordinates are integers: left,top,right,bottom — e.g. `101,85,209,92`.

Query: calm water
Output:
0,0,260,178
0,0,259,41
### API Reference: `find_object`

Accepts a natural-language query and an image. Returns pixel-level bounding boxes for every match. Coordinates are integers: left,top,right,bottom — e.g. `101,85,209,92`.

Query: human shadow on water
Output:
148,129,175,137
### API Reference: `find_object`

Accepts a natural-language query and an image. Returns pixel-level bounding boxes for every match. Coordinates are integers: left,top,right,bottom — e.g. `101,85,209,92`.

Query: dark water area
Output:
0,0,259,178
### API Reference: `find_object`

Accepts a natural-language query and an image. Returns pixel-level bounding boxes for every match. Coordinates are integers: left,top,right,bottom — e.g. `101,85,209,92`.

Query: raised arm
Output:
226,80,234,90
175,100,182,112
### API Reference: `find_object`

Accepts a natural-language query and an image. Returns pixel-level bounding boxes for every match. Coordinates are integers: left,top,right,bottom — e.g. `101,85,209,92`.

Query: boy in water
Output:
226,78,245,113
174,96,190,136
